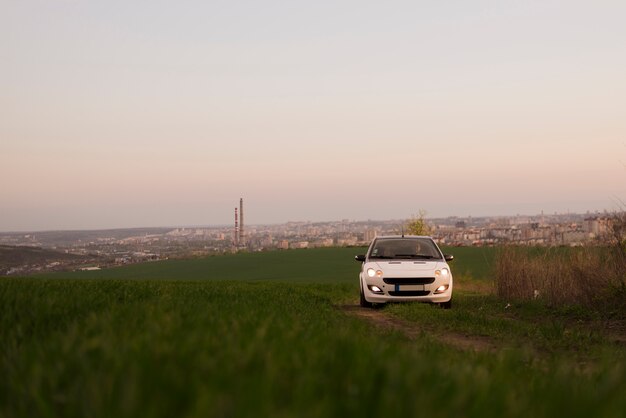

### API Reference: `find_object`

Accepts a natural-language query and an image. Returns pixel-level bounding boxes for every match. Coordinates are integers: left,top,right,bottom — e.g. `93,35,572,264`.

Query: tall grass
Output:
495,245,625,312
3,278,626,417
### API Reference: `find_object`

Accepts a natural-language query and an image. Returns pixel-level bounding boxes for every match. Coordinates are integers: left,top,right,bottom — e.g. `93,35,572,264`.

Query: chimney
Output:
239,198,244,246
234,207,239,246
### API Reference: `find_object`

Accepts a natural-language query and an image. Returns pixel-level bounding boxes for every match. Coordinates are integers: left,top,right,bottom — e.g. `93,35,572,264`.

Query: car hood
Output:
368,260,447,273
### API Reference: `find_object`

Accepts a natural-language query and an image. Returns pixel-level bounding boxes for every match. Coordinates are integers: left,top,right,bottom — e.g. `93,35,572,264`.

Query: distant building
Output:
364,229,377,242
583,217,610,237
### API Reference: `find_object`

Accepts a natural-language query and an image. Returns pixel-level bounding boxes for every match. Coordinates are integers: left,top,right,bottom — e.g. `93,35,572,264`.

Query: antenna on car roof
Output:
401,226,404,238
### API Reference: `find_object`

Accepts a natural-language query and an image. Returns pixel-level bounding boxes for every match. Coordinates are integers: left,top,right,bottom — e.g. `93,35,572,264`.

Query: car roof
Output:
373,235,433,239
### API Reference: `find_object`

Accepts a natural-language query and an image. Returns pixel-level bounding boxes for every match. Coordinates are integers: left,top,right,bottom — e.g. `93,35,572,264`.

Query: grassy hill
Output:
0,245,87,270
42,247,367,282
2,246,624,418
39,245,497,283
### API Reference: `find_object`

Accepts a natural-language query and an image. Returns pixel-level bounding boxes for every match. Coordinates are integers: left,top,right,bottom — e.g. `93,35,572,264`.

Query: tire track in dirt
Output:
338,304,497,353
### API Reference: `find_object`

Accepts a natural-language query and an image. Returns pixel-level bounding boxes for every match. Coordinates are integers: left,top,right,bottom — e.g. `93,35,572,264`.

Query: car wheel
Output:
439,299,452,309
360,284,373,308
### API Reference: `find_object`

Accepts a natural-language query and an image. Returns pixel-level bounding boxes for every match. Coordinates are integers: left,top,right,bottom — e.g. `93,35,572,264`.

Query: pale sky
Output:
2,0,625,231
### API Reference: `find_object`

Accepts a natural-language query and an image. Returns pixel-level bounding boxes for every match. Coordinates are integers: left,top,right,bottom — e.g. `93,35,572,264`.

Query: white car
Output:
355,235,454,308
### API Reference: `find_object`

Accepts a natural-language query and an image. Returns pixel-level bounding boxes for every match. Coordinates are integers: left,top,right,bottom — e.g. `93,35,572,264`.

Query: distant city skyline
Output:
0,207,618,234
2,1,625,232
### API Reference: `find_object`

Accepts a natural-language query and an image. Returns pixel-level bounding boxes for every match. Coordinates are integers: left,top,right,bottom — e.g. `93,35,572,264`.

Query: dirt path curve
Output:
338,304,497,353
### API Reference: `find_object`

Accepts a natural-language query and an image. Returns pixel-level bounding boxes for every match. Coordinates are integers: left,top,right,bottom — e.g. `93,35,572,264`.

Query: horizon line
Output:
0,209,616,235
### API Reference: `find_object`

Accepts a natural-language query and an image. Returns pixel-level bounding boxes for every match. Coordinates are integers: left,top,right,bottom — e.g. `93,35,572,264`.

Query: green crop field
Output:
36,246,498,283
39,247,369,283
2,247,624,417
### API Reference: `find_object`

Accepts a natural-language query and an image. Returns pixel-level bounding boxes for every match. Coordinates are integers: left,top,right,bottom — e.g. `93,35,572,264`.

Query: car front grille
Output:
383,277,435,285
388,290,431,297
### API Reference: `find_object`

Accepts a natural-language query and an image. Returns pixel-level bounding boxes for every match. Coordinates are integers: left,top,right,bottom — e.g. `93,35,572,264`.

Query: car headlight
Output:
435,268,449,278
366,268,383,278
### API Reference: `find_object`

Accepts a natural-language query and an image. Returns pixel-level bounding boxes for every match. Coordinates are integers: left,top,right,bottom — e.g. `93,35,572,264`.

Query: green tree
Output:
406,210,431,235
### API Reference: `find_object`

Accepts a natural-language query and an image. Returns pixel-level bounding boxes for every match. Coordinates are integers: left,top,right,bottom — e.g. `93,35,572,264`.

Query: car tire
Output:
360,284,373,308
439,299,452,309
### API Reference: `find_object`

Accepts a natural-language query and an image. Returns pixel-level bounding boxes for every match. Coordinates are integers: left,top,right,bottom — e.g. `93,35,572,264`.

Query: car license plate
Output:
395,284,425,291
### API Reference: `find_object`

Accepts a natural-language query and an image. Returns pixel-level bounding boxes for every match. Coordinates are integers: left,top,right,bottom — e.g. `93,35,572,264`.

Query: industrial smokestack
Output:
234,207,239,246
239,198,244,246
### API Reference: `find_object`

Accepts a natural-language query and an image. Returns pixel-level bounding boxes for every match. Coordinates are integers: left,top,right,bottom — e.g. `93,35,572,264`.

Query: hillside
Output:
3,247,624,417
0,245,88,274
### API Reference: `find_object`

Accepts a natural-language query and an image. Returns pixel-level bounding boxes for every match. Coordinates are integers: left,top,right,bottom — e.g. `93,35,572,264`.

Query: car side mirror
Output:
355,254,366,262
444,254,454,262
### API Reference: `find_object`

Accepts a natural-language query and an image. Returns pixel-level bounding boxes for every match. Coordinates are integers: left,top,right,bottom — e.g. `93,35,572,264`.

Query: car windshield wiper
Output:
395,254,437,259
370,255,395,259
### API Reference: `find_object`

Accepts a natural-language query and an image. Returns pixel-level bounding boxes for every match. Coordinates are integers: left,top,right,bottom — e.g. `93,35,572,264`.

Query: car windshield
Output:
369,238,442,260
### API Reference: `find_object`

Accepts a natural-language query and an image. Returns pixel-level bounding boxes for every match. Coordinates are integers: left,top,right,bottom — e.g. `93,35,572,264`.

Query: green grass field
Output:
40,247,368,282
36,246,498,283
2,247,625,417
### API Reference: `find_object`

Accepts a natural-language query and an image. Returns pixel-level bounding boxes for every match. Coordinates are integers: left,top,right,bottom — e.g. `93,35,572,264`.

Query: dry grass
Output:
495,213,626,312
495,246,624,307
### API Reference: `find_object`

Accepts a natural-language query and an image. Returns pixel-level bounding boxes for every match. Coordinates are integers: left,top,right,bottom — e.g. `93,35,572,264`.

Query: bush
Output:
495,246,625,311
495,212,626,314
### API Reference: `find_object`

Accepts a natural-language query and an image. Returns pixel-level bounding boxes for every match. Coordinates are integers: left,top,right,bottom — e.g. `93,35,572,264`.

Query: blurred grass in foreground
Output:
2,278,625,418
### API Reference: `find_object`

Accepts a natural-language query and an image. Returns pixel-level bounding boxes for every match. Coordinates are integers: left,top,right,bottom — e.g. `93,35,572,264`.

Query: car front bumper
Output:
361,275,453,304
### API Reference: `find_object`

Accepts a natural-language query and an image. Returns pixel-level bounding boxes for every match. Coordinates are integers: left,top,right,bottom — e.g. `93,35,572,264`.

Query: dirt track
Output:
339,304,496,352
